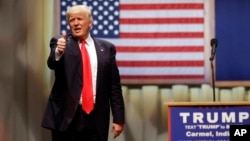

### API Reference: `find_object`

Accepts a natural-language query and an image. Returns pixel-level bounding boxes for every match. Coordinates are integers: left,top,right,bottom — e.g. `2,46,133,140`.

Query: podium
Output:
165,102,250,141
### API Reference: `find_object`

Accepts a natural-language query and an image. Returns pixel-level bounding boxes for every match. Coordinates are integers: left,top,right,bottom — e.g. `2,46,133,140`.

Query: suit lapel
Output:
93,39,105,94
66,36,80,57
64,36,83,100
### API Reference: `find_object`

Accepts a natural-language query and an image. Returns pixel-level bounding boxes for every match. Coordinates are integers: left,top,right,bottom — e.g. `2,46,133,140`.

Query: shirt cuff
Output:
55,47,63,61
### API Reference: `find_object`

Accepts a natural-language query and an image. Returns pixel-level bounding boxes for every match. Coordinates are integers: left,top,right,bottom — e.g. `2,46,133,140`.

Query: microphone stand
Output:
210,57,216,102
209,38,218,102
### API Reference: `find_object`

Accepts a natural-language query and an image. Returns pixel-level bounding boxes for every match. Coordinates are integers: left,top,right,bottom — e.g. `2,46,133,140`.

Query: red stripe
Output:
120,32,203,38
120,3,204,10
120,18,204,24
117,61,204,67
121,75,204,79
116,46,204,52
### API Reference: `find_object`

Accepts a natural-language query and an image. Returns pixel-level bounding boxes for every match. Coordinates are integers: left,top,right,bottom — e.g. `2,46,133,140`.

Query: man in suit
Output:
41,4,125,141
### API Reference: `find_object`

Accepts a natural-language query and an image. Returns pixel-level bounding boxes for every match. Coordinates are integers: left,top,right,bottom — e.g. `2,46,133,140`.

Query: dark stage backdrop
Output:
215,0,250,82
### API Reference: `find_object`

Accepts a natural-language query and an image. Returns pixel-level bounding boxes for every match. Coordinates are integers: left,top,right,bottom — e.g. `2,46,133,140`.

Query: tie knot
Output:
81,40,86,44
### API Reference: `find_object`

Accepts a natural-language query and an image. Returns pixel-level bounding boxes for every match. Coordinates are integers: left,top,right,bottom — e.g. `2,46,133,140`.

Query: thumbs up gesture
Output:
56,31,67,54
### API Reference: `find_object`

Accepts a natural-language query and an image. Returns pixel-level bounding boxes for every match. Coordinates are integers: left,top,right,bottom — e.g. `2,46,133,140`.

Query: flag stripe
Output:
120,32,204,38
120,4,204,10
117,53,203,60
106,38,204,46
121,75,204,79
120,24,204,32
119,67,204,75
116,46,203,52
121,0,204,4
120,18,204,24
117,61,204,67
120,10,204,18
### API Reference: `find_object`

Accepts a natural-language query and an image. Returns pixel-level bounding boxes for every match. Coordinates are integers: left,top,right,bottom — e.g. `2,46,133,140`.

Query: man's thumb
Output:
62,31,67,40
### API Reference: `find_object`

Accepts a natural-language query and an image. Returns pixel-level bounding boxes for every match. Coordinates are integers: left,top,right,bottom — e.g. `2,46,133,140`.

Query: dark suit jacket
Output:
41,34,125,141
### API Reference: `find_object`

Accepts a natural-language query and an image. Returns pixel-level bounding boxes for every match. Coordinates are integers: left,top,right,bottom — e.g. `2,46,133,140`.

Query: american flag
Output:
60,0,208,84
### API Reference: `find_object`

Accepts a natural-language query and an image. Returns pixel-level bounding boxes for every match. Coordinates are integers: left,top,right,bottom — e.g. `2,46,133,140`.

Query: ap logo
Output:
230,125,250,141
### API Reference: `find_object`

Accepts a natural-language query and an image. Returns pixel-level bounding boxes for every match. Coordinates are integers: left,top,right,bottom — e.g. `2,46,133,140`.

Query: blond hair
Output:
66,5,93,22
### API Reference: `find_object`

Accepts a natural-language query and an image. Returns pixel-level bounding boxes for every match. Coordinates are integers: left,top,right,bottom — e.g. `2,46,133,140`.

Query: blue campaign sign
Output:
168,106,250,141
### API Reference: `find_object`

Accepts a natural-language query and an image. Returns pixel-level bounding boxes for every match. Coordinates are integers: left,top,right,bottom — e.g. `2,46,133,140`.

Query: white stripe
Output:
120,24,204,32
105,38,204,46
119,67,204,75
120,0,204,4
120,10,204,18
117,53,204,60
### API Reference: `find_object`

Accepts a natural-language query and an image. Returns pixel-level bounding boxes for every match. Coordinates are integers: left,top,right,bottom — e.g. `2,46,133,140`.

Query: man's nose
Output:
73,19,79,25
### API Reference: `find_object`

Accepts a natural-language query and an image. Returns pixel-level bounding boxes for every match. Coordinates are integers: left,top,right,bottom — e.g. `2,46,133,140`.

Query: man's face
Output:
68,12,92,40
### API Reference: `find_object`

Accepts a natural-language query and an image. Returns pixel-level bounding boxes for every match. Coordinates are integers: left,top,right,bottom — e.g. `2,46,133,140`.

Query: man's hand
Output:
111,123,124,138
56,31,67,54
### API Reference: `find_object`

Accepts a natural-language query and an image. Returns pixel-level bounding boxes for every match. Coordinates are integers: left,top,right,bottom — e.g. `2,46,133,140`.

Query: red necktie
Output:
81,40,94,114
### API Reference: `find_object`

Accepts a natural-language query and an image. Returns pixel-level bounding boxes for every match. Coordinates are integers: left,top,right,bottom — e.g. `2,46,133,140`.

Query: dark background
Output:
215,0,250,81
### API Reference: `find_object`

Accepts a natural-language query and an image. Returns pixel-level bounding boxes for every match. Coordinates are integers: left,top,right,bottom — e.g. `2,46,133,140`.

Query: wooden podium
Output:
165,102,250,141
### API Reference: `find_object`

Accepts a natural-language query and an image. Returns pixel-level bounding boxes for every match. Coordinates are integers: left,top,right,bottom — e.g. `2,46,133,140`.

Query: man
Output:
41,4,125,141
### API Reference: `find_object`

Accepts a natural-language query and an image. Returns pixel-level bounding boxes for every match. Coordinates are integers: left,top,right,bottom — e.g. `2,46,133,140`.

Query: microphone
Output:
210,38,218,61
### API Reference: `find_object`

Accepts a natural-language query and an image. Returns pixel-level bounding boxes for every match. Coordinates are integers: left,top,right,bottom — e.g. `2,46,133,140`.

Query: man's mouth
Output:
74,28,81,33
